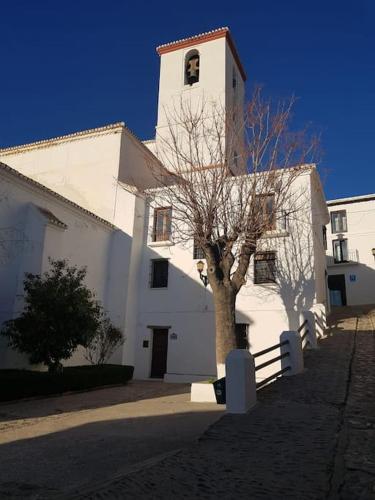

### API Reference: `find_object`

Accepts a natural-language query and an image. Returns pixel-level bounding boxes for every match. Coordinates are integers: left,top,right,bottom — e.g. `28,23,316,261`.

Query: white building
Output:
326,194,375,307
0,28,330,380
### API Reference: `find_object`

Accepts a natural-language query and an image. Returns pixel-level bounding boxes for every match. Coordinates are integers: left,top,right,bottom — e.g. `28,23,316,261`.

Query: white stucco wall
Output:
326,195,375,306
0,128,123,224
134,168,328,382
0,166,133,369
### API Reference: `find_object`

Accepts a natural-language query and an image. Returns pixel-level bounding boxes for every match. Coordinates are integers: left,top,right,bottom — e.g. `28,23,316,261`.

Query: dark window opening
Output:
235,323,249,349
150,259,169,288
254,252,276,284
331,210,347,233
185,52,200,85
153,207,172,242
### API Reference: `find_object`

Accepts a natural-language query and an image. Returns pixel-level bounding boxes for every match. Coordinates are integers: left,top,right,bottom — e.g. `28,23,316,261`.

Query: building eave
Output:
327,193,375,207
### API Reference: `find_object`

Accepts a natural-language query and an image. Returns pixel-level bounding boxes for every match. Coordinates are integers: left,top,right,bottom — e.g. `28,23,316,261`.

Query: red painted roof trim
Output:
156,28,247,81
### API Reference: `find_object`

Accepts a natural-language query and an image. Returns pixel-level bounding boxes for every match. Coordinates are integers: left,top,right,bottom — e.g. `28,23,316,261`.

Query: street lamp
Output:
196,260,209,287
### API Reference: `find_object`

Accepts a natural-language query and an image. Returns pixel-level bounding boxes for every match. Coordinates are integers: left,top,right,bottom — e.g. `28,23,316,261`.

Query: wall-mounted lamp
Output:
372,248,375,259
196,260,209,287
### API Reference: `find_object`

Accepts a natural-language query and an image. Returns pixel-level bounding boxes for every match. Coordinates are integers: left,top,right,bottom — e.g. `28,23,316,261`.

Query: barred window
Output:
254,252,276,284
193,239,205,259
150,259,169,288
152,207,172,242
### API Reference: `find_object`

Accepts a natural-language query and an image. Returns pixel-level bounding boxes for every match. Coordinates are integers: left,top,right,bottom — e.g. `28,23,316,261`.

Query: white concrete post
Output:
225,349,256,414
299,310,318,349
280,331,304,376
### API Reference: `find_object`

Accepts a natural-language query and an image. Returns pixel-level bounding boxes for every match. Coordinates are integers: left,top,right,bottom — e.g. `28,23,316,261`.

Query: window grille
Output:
254,252,276,284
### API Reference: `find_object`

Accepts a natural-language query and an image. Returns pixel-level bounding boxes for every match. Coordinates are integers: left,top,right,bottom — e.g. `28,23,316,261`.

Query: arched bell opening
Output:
185,50,200,85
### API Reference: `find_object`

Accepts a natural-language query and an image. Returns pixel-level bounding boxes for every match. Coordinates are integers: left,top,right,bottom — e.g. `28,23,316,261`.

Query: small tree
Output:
1,259,101,373
85,314,124,365
146,87,319,376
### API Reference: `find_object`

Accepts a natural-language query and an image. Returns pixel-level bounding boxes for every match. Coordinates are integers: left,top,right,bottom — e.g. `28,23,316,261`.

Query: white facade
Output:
0,162,131,369
0,28,330,380
134,167,328,382
326,194,375,307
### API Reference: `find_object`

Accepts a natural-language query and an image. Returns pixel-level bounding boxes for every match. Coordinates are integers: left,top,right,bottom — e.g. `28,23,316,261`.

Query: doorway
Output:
150,328,169,378
328,274,347,306
235,323,249,349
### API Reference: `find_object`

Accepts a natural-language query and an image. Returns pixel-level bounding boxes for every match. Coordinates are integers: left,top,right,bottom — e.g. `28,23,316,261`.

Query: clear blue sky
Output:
1,0,374,200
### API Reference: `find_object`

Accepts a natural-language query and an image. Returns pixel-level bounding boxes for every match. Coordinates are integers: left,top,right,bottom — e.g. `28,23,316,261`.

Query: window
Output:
254,252,276,284
152,207,172,242
185,50,199,85
331,210,347,233
255,194,276,230
322,226,327,250
333,239,348,263
235,324,249,349
193,239,205,259
150,259,169,288
280,210,289,231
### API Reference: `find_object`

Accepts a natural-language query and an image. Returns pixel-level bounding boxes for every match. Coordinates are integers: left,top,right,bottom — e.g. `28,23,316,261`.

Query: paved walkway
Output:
64,306,375,499
0,381,224,499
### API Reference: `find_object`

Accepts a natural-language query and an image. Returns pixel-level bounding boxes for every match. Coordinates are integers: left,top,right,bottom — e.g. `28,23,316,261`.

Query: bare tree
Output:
145,86,318,376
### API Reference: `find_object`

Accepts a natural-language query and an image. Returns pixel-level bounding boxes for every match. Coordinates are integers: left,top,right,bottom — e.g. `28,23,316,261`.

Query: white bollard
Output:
225,349,256,414
280,331,304,376
299,310,318,349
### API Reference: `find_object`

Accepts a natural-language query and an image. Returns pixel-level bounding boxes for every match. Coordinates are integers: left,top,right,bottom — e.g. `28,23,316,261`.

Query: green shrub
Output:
1,259,101,373
0,365,134,402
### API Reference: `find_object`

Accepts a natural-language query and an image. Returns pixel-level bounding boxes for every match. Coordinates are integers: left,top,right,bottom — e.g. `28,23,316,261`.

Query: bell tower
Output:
154,27,246,170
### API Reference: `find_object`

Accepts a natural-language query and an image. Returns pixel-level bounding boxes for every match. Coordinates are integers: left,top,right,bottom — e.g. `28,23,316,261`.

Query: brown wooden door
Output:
150,329,168,378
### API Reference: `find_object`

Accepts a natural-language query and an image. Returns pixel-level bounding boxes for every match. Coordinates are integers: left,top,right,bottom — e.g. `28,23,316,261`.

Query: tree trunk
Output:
213,285,237,378
48,360,63,374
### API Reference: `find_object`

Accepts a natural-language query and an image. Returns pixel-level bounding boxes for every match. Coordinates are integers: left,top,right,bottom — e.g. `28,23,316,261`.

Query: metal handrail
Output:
253,339,289,359
297,319,308,333
256,366,291,389
253,339,290,388
255,352,289,372
301,329,309,342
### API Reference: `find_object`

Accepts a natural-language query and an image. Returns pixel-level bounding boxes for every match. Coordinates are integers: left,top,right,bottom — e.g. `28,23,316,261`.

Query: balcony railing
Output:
326,249,359,266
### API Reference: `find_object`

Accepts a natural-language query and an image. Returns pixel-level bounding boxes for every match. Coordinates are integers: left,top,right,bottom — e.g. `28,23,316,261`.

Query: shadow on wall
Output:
136,242,255,379
254,191,317,333
0,201,134,370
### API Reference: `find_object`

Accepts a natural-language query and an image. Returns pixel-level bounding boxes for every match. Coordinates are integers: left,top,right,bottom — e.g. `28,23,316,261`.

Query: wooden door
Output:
150,329,169,378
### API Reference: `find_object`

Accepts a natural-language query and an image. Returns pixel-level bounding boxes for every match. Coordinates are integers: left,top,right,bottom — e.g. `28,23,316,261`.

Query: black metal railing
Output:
297,319,308,333
254,339,291,389
298,319,310,347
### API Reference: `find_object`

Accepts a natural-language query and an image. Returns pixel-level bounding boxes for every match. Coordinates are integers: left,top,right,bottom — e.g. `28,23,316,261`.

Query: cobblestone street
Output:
65,306,375,499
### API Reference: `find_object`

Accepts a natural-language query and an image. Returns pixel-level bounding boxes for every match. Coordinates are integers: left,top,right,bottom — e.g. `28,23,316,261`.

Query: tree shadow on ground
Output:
0,380,191,422
0,409,223,498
